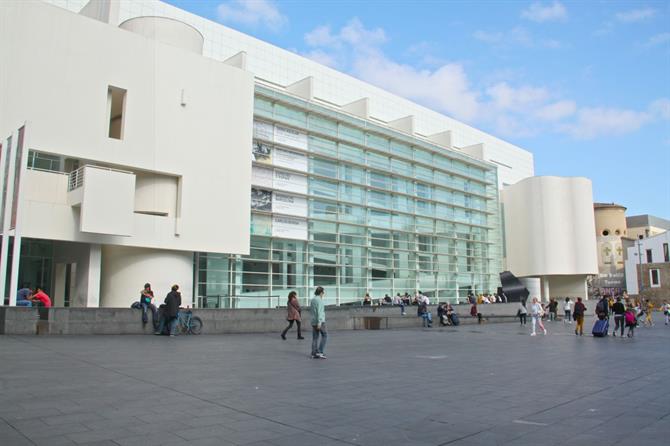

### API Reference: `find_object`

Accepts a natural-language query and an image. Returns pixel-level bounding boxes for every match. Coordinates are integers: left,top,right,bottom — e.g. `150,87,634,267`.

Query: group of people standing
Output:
280,286,328,359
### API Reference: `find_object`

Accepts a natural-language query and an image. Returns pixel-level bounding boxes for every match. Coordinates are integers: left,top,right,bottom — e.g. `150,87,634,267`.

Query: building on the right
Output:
502,176,598,301
624,231,670,299
626,214,670,240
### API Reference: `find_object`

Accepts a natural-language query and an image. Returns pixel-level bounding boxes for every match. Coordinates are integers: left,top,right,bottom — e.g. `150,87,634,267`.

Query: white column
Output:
541,276,550,302
0,132,15,304
86,244,102,307
8,235,21,306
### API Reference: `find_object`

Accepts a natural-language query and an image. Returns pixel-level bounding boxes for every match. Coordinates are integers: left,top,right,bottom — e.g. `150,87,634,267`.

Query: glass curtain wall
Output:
196,86,502,308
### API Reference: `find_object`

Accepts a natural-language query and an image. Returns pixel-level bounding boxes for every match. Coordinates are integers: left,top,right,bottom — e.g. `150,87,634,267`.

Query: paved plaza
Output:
1,316,669,446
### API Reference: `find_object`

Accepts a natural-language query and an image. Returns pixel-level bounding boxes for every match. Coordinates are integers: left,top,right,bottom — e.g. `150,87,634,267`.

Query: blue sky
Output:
167,0,670,218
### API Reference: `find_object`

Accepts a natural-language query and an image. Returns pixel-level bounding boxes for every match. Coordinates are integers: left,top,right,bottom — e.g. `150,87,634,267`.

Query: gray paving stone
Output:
1,315,669,446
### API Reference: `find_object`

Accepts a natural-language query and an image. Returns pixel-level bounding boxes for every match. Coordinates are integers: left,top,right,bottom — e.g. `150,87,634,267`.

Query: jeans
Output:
614,315,624,336
549,311,557,321
16,299,32,307
396,303,405,314
156,313,179,335
564,310,571,322
311,323,328,355
141,302,158,327
421,312,432,327
531,315,545,334
281,320,302,338
519,313,527,325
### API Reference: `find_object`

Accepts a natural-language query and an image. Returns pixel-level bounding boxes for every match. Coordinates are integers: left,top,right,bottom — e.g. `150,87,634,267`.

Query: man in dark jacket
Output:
156,285,182,336
611,296,626,337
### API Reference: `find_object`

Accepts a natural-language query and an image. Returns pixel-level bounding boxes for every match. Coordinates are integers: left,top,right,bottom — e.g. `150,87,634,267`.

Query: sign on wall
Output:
273,192,308,218
250,188,272,212
251,166,273,188
273,170,307,195
274,124,308,150
253,121,274,141
274,148,308,172
252,141,272,164
272,215,308,240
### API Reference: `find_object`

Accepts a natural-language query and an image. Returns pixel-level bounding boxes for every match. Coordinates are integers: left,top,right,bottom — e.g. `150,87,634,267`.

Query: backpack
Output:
130,301,142,310
625,312,636,325
596,301,605,314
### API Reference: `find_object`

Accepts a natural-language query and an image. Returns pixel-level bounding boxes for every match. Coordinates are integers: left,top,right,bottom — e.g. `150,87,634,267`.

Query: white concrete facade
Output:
0,1,254,305
1,0,541,308
502,176,598,300
625,231,670,294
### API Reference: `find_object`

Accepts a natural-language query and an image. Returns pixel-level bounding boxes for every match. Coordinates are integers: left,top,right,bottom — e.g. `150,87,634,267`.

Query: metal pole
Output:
637,239,643,294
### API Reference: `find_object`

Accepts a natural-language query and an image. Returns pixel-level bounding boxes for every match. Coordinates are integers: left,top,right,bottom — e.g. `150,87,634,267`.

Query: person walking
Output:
662,300,670,326
530,297,547,336
563,297,573,324
281,291,304,340
548,298,558,322
518,300,527,326
611,296,626,337
643,300,655,327
310,286,327,359
625,306,637,337
573,297,587,336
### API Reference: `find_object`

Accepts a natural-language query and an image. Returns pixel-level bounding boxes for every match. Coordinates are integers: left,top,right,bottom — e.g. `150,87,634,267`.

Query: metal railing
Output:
67,165,134,192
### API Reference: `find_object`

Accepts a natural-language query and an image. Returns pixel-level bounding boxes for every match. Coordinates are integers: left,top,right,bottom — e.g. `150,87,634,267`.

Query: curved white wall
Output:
119,16,204,54
100,245,193,307
502,176,598,277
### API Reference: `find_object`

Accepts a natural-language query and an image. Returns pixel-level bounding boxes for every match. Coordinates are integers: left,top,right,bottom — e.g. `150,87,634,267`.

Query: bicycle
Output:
176,309,203,335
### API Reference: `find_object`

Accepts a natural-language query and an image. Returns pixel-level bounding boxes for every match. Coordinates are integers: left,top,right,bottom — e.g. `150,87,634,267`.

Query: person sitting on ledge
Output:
31,287,52,308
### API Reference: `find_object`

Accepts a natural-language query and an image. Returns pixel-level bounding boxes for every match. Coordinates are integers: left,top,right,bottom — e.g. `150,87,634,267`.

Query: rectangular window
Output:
646,249,653,263
107,86,127,139
649,269,660,287
664,243,669,262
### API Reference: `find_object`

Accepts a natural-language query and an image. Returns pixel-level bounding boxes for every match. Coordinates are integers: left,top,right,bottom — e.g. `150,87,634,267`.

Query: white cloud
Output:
615,7,656,23
302,18,667,141
216,0,287,31
487,82,550,112
521,1,567,23
473,27,562,49
645,32,670,47
534,100,577,121
563,107,651,139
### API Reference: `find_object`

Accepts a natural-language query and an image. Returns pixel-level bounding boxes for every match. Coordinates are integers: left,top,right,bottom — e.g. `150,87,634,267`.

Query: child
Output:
625,307,637,338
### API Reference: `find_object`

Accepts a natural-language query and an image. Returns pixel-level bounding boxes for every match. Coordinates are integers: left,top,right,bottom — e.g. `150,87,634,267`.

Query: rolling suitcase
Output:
592,319,609,337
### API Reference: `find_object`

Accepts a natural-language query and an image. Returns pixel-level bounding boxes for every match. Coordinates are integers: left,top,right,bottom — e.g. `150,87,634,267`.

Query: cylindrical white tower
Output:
100,245,193,307
119,16,204,54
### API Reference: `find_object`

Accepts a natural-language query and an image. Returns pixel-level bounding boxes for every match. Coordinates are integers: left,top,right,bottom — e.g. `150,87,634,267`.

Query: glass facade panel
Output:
197,89,503,306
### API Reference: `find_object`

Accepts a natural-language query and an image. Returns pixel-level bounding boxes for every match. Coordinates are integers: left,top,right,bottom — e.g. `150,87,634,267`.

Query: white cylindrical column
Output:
100,246,193,307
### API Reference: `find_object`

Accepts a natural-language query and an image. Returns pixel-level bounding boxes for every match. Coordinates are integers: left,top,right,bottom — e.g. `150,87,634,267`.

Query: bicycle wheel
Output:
189,317,203,335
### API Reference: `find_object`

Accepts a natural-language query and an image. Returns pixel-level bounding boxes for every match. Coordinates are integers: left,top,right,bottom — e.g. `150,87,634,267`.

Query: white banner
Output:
274,124,308,150
273,170,307,194
253,121,274,141
272,215,308,240
251,166,273,188
272,192,308,218
274,148,308,172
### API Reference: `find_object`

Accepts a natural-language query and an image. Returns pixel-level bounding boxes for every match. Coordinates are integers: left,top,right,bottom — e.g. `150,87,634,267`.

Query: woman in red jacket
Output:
281,291,304,340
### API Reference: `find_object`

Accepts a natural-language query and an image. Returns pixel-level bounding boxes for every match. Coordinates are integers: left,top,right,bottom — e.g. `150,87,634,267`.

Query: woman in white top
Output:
530,297,547,336
563,298,573,324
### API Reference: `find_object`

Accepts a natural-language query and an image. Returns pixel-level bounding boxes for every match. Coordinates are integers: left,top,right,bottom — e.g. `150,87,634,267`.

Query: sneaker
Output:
530,333,536,336
317,353,327,359
281,334,286,340
297,336,305,340
543,329,547,335
311,354,320,359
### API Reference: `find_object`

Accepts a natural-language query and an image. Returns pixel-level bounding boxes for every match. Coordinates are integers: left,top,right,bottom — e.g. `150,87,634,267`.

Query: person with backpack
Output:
281,291,304,340
155,285,181,336
625,306,637,337
573,297,587,336
530,297,546,336
611,296,626,337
